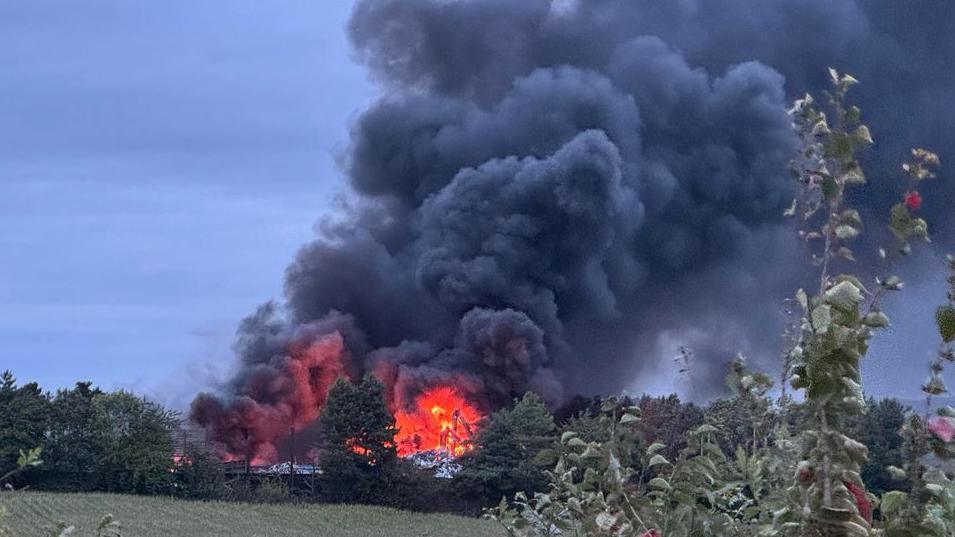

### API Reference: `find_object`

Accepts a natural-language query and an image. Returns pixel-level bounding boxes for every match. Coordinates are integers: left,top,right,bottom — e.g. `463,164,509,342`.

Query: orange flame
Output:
393,386,483,457
346,438,371,456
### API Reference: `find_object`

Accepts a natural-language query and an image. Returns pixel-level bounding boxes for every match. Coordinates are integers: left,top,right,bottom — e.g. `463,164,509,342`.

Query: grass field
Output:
0,492,505,537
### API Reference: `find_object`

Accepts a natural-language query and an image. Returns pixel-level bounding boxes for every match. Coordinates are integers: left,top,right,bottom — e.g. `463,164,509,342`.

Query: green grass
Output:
0,492,505,537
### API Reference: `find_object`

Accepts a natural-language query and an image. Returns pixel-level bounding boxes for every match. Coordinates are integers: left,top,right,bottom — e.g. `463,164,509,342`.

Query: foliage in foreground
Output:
490,363,795,536
877,254,955,536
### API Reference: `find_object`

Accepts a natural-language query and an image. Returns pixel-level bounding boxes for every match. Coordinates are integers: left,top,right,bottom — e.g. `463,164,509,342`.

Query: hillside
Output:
0,492,504,537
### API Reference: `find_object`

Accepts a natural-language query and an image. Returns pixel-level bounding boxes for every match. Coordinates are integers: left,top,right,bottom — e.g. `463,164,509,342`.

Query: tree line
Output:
0,375,176,494
0,368,912,515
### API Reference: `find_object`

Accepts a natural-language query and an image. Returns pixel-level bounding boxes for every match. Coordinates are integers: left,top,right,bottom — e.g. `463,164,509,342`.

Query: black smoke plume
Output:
192,0,955,460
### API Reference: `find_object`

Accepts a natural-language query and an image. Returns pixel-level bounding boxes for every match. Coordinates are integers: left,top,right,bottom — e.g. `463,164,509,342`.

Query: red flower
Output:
905,191,923,211
928,416,955,443
640,530,662,537
795,461,814,484
844,481,872,524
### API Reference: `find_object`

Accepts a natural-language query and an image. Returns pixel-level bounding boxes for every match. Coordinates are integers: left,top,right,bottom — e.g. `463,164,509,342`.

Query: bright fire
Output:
347,438,371,457
393,387,483,457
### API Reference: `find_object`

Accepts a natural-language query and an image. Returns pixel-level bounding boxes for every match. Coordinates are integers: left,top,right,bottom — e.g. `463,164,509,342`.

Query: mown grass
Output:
0,492,505,537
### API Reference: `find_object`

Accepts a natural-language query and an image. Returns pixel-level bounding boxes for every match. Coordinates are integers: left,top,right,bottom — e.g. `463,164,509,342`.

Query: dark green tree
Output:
0,371,50,478
316,375,399,504
846,397,907,494
89,391,178,494
553,394,602,425
43,384,177,494
456,392,557,505
637,394,705,460
175,443,226,499
44,382,104,483
704,357,778,455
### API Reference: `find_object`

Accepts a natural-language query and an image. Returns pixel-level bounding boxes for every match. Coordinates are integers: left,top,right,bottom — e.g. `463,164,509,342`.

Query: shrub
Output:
254,477,291,504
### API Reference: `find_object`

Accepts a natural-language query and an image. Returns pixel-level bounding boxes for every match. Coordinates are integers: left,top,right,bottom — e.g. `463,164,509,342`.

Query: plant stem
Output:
820,410,833,508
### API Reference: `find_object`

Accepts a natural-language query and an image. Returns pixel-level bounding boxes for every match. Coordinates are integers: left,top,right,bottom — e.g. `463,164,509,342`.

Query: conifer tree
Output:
457,392,557,504
316,375,398,504
0,371,49,479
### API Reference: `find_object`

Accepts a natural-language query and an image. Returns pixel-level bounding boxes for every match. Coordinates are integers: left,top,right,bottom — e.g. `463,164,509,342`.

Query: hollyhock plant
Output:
905,190,923,210
928,415,955,443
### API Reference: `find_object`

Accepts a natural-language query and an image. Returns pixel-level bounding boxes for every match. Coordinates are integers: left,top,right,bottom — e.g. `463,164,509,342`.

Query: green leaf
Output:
648,454,670,467
912,218,929,241
692,424,717,435
841,73,859,87
835,225,859,240
619,413,639,425
879,275,904,291
923,375,947,396
854,125,873,145
566,437,587,448
740,375,755,390
937,305,955,343
595,511,617,532
560,431,579,444
533,449,558,466
845,105,861,124
863,312,890,328
889,202,920,243
824,280,864,311
841,376,865,403
886,466,906,480
646,442,667,455
784,198,797,217
648,477,671,490
16,447,42,469
812,304,832,333
835,274,869,294
837,247,855,261
841,168,866,185
880,491,908,517
828,67,840,85
796,288,809,312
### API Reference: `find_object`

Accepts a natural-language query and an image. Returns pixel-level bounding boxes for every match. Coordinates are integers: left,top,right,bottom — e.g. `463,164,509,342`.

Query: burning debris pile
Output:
394,387,483,457
406,451,465,480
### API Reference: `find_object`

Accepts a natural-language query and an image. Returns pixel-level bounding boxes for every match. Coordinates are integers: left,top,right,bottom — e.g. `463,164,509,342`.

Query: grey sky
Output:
1,1,371,406
2,1,951,409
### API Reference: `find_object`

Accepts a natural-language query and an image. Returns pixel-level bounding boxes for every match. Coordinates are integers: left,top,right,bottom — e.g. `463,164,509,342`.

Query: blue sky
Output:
0,1,372,406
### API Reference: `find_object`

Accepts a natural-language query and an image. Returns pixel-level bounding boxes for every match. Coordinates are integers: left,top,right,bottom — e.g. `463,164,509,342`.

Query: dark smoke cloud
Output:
372,307,561,410
415,130,637,334
191,304,362,460
193,0,955,458
349,0,954,244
